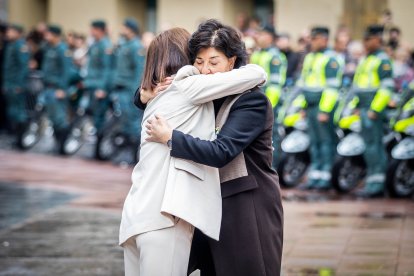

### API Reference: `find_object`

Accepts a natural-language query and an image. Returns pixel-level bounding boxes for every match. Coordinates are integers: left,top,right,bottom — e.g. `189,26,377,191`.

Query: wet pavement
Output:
0,148,413,275
0,182,77,230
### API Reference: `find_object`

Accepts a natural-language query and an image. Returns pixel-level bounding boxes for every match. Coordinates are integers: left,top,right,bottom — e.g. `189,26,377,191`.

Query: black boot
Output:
14,122,28,150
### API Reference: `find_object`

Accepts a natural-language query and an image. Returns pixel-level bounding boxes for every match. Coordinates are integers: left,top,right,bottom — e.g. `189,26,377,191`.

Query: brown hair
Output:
141,27,191,90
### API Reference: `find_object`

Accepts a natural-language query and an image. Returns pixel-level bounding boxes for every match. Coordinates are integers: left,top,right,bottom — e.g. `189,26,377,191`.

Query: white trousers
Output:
123,218,194,276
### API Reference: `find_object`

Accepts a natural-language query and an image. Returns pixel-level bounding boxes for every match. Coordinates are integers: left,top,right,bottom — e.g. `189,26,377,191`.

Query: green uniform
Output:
112,36,145,142
3,38,30,127
41,41,73,137
298,48,343,188
83,36,113,131
251,47,287,167
353,50,394,194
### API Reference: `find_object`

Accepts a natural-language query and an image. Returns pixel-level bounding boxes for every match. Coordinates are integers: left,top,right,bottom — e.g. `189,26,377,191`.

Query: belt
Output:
44,83,58,89
115,85,127,90
303,90,322,106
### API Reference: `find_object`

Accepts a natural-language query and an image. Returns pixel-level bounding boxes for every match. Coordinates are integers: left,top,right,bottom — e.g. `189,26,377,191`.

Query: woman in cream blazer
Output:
119,27,266,276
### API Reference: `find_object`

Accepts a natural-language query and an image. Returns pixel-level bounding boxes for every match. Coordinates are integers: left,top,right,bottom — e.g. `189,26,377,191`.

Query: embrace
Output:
119,19,284,276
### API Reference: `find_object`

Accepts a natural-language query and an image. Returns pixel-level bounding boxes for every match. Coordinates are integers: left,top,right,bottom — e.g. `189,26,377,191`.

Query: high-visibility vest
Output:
353,51,393,112
301,52,331,88
299,50,342,112
353,55,382,89
251,48,287,108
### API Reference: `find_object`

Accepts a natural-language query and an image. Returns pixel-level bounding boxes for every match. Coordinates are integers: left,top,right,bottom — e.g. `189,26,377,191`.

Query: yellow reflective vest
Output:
298,49,343,113
251,47,287,108
353,50,394,112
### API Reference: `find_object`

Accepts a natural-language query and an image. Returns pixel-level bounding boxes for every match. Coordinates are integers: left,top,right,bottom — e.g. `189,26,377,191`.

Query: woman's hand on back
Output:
145,114,173,144
140,77,174,104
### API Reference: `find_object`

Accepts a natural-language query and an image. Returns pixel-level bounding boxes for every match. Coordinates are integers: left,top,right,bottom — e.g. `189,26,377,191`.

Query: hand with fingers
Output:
55,89,66,99
317,112,329,122
145,114,173,144
95,89,107,99
140,76,174,104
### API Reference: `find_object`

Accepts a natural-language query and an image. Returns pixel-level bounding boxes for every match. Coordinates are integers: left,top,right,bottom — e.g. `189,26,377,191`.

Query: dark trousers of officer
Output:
307,102,336,187
4,88,28,128
360,108,387,192
42,88,70,134
113,87,144,143
81,89,110,133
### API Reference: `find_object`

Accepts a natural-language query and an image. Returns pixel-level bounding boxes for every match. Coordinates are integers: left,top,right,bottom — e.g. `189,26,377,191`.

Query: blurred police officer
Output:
298,27,343,190
250,25,287,167
2,24,30,147
82,20,113,158
41,25,73,154
354,25,394,198
111,18,145,164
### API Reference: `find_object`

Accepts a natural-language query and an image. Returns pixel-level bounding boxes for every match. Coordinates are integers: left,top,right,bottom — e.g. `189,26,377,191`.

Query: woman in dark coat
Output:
140,19,284,276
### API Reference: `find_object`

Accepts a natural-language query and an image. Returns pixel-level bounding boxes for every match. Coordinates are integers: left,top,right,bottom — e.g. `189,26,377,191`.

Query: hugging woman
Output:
141,20,284,276
119,26,266,275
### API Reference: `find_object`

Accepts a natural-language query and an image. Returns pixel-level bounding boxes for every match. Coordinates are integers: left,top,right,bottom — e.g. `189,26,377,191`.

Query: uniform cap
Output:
364,24,384,38
311,26,330,37
91,20,106,31
47,24,62,36
124,18,139,34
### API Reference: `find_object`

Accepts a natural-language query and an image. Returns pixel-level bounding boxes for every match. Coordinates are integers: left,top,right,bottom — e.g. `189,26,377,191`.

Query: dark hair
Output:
141,27,191,90
188,19,247,69
26,30,43,44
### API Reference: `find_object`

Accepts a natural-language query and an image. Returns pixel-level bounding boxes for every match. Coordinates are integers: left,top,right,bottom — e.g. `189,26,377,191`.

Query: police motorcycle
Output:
331,86,396,194
331,89,366,193
17,70,50,150
276,85,311,188
60,84,96,156
385,85,414,198
94,92,140,164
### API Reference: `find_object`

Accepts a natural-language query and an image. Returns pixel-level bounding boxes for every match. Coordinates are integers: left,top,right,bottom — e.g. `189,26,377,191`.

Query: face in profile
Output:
194,47,236,74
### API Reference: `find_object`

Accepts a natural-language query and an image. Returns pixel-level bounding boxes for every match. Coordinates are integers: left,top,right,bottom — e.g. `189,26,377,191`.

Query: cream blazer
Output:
119,64,266,245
